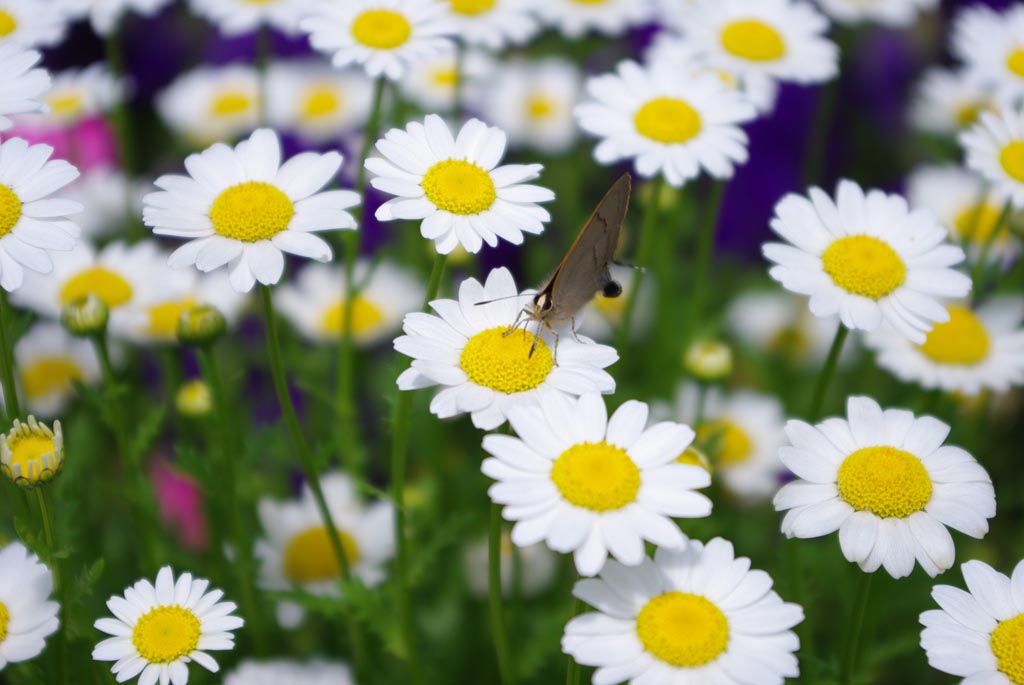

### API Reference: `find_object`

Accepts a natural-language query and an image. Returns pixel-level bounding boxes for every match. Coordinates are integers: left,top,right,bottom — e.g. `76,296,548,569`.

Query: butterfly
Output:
509,173,632,357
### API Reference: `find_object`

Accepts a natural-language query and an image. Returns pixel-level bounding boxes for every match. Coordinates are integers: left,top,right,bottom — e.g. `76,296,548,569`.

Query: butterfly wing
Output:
544,173,632,323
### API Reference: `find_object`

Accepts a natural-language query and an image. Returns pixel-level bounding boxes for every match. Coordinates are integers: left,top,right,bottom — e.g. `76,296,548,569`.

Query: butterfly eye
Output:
603,281,623,298
542,298,553,311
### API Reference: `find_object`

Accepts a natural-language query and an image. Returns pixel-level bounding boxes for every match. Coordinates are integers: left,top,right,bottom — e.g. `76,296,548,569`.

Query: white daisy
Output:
909,67,997,137
535,0,653,39
0,44,49,131
189,0,314,36
865,297,1024,397
0,136,82,293
0,416,63,487
125,256,248,345
575,59,757,187
15,321,100,417
725,289,855,366
144,128,359,293
440,0,539,48
276,260,421,345
762,179,972,344
156,64,259,147
962,107,1024,210
398,48,490,114
653,0,698,33
255,471,394,629
394,267,618,431
646,32,780,116
57,0,174,37
952,4,1024,100
774,395,996,579
22,63,121,129
562,538,803,685
0,542,59,669
11,240,162,337
477,56,581,154
817,0,938,27
920,559,1024,684
368,114,554,254
93,566,244,684
670,382,787,502
677,0,838,85
301,0,455,81
0,1,68,49
482,392,710,576
224,659,354,685
266,61,373,144
462,534,558,599
906,164,1020,265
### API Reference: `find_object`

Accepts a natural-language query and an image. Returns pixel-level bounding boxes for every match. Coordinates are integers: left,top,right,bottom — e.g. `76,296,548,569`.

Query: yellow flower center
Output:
571,0,609,4
918,306,990,365
148,299,197,340
550,441,640,511
634,97,703,144
431,68,458,88
676,447,711,472
210,91,253,117
526,95,555,120
242,0,278,4
459,326,553,394
837,446,933,518
720,19,787,62
302,86,341,119
0,185,22,236
176,379,212,417
992,613,1024,684
282,526,361,583
320,296,385,337
450,0,496,15
955,101,989,128
0,10,16,37
47,92,86,119
955,202,1008,244
422,160,497,215
0,601,8,642
1007,48,1024,78
210,181,295,242
697,419,753,466
351,9,412,49
21,357,82,400
131,606,201,664
7,433,58,482
636,592,729,667
1000,141,1024,183
60,267,133,308
821,235,906,300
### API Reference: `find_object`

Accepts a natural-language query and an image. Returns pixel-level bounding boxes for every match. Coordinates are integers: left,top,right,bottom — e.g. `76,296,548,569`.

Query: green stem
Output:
258,285,370,677
389,252,447,685
489,503,515,685
687,180,727,340
452,39,466,121
0,291,21,419
806,324,849,422
614,176,664,351
195,345,268,654
34,488,65,684
694,382,708,428
801,79,840,186
336,77,387,478
839,572,874,685
91,333,161,569
104,28,142,240
970,200,1013,301
255,27,271,126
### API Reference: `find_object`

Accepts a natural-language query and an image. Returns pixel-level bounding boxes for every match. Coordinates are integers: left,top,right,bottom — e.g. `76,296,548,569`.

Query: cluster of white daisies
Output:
0,0,1021,684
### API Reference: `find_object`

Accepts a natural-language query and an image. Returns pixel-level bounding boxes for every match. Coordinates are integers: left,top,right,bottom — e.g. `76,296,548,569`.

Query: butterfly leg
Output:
503,307,527,338
570,316,583,343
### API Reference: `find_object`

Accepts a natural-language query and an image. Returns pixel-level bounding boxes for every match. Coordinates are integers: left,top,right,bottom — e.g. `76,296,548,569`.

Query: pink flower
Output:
151,459,208,550
8,116,118,172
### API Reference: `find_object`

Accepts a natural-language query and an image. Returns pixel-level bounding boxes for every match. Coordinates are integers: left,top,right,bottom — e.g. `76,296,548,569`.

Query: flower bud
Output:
1,416,64,488
61,294,109,337
176,304,226,346
175,380,213,418
684,339,733,382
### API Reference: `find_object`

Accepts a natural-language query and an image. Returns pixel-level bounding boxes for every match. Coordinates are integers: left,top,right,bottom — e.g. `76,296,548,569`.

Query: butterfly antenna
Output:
473,293,531,306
